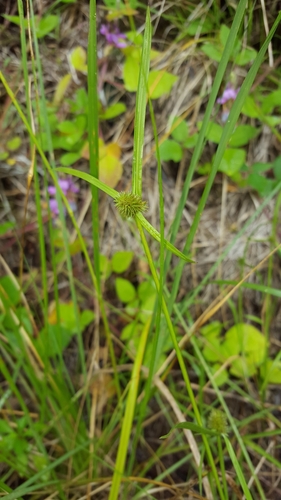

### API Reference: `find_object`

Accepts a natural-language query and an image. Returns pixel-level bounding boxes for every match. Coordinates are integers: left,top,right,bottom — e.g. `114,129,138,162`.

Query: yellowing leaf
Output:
69,46,87,73
99,154,123,188
123,55,140,92
106,7,137,21
53,74,71,105
106,142,121,159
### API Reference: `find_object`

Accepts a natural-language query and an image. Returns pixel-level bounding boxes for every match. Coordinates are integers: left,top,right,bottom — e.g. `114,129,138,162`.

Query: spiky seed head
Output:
208,409,228,435
114,192,148,219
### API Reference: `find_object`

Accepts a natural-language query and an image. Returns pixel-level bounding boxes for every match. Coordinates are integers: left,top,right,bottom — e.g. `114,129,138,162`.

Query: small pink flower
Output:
217,84,239,105
48,177,79,216
100,24,127,49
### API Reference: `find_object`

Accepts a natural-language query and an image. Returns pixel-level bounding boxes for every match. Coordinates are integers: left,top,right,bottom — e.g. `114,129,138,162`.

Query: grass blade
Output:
132,9,151,196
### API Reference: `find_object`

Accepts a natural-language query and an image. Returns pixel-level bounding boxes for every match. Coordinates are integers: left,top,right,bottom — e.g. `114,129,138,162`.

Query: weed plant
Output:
0,1,281,499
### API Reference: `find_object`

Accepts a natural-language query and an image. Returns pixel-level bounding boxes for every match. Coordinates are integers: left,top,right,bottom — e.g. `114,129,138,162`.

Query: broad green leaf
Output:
138,280,156,302
0,151,9,160
99,102,126,120
0,276,20,306
203,339,222,362
36,15,59,38
57,121,77,134
80,309,95,328
201,42,222,62
100,255,112,280
201,121,223,144
211,363,229,387
60,152,81,166
125,31,143,45
115,278,136,303
223,323,266,363
265,116,281,127
235,47,257,66
229,125,258,147
139,294,156,323
186,18,213,36
0,221,15,235
261,90,281,115
183,133,198,149
241,95,260,118
200,321,223,339
36,324,74,357
247,174,275,197
171,118,189,143
148,70,178,99
7,137,21,151
230,357,257,378
112,251,134,273
273,156,281,181
159,139,183,162
219,25,230,47
260,360,281,384
218,148,246,176
121,321,143,341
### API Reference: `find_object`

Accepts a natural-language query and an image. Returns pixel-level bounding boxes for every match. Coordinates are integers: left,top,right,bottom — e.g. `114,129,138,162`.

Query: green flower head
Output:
114,192,148,219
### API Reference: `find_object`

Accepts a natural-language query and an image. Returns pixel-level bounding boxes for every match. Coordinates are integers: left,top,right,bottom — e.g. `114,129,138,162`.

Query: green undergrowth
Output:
0,1,281,499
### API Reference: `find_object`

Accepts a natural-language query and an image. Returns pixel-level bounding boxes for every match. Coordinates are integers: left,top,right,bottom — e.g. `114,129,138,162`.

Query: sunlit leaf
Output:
53,74,72,106
148,70,178,99
69,46,87,73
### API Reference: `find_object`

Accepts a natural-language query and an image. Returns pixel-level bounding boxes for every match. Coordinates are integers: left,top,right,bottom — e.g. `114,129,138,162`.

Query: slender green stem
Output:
135,219,224,499
218,436,228,500
88,0,101,286
109,319,151,500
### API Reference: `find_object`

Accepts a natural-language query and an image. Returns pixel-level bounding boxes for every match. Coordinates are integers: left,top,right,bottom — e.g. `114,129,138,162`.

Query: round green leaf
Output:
148,70,178,99
112,251,134,273
7,137,21,151
171,118,189,143
229,125,258,147
115,278,136,303
159,139,183,162
218,148,246,176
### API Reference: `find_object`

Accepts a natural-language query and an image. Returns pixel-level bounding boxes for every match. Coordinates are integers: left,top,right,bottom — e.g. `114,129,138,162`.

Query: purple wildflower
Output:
217,84,239,105
48,177,79,216
100,24,127,49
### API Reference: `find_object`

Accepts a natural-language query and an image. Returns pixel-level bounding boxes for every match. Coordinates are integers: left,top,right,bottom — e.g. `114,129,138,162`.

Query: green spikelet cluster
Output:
114,192,148,219
208,409,228,435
